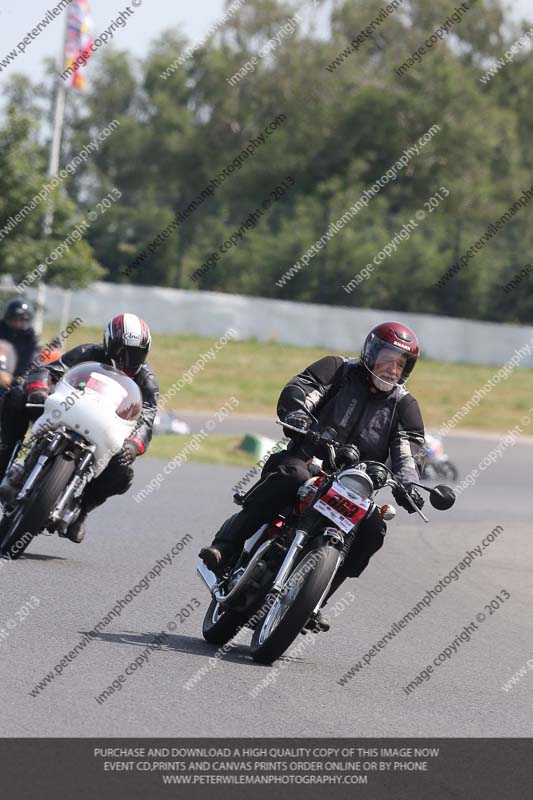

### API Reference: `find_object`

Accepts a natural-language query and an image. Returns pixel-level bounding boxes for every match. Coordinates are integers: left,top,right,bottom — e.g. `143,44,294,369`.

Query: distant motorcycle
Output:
422,433,458,482
197,405,456,665
0,361,142,559
154,410,190,436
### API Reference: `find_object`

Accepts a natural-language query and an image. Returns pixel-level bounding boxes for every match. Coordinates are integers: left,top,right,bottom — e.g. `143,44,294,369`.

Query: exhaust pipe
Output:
215,540,272,605
197,561,218,592
197,540,273,602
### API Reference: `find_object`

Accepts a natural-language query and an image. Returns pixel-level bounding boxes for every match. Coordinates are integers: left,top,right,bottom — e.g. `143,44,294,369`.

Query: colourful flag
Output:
64,0,94,90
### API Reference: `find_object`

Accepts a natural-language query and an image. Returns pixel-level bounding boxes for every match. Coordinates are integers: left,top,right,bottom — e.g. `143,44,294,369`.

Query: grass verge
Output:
147,434,256,467
44,323,533,434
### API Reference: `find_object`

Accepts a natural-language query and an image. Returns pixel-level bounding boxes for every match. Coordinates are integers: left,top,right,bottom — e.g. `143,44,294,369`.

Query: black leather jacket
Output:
0,321,42,377
278,356,425,484
27,343,159,454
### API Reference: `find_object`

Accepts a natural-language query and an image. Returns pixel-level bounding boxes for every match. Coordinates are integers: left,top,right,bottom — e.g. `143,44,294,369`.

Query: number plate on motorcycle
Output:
314,481,370,533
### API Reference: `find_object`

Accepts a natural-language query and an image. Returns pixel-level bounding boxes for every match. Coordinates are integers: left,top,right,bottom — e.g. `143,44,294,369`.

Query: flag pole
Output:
35,13,69,337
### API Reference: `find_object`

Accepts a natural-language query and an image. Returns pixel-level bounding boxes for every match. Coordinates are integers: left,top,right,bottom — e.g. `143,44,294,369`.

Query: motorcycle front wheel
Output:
250,542,340,665
0,454,75,559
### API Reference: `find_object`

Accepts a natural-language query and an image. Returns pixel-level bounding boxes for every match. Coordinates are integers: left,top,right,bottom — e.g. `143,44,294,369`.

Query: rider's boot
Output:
64,508,88,544
199,510,257,577
62,496,99,544
303,609,331,634
198,546,224,577
302,570,349,634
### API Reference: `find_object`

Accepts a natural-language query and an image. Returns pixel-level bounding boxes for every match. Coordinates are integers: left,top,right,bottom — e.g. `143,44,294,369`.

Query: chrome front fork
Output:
271,529,308,593
16,432,63,501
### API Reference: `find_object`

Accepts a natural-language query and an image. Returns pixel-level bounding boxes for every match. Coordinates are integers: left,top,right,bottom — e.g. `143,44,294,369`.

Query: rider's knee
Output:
343,511,386,577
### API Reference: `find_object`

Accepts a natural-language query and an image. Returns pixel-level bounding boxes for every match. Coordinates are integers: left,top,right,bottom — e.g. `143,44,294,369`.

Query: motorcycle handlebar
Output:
277,418,340,447
277,418,432,521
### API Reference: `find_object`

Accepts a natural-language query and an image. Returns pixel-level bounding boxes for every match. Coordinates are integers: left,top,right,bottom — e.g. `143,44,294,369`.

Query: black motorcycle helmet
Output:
3,298,34,331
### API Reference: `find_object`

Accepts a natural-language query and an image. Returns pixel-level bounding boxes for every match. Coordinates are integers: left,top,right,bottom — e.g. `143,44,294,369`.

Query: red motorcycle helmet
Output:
361,321,420,385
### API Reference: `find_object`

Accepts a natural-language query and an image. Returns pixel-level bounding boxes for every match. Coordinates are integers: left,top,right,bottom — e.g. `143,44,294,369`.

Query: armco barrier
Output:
30,282,533,368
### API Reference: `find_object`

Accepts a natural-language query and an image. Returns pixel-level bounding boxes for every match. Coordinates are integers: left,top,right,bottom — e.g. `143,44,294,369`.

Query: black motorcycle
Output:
198,409,455,665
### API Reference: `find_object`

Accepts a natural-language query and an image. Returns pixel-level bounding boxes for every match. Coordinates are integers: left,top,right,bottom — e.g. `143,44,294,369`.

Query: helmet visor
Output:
112,345,147,375
6,315,31,331
366,342,416,387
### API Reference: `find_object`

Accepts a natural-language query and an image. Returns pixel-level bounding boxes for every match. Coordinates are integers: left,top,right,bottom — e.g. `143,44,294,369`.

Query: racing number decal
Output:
321,488,366,523
314,482,370,532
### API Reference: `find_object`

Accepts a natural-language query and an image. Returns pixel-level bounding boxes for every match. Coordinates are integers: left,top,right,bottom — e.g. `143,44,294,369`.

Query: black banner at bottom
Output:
1,738,530,799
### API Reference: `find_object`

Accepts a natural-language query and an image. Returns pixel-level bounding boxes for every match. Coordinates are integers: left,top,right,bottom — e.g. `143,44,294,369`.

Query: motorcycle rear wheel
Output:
202,597,245,646
0,454,76,559
250,542,339,665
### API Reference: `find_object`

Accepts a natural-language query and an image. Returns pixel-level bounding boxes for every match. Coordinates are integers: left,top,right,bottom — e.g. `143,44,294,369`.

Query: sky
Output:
0,0,227,86
0,0,532,88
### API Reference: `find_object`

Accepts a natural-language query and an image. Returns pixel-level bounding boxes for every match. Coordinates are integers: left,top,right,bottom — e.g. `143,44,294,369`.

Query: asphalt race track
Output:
0,432,531,738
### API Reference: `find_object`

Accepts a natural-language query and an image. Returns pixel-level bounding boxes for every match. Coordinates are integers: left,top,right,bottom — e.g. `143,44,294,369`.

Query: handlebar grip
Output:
276,418,341,447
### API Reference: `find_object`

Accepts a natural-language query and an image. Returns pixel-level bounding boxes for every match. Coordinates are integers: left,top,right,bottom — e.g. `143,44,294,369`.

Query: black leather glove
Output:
283,409,312,434
27,389,49,405
392,483,425,514
116,439,138,467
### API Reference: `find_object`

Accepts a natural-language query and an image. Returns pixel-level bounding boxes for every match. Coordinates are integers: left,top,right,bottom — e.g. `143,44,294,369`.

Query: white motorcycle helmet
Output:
103,313,151,377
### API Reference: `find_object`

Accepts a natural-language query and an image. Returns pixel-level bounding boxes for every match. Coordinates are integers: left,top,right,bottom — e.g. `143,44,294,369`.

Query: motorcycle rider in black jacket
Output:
0,314,159,543
0,299,42,377
200,321,426,630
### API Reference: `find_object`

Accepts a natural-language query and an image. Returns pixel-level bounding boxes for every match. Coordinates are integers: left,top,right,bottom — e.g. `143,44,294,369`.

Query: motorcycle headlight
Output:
338,469,374,500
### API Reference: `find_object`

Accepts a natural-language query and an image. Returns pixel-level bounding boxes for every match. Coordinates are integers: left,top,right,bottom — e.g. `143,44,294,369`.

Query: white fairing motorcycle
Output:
0,362,142,558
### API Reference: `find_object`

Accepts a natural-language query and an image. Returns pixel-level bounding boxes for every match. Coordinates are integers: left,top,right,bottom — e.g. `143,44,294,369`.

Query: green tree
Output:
0,106,102,288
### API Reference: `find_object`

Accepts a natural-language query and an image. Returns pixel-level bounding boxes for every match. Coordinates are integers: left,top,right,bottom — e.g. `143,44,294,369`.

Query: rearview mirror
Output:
430,484,456,510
